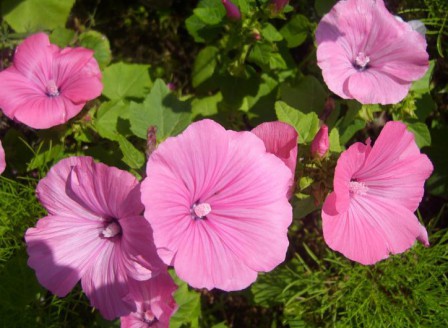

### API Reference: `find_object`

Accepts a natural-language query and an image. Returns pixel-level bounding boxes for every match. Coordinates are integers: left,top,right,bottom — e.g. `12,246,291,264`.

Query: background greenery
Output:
0,0,447,327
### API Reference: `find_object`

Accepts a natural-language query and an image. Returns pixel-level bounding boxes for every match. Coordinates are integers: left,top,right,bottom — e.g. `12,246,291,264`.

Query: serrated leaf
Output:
261,23,283,42
117,135,145,169
78,30,112,69
185,15,221,43
248,42,273,68
329,128,342,153
129,79,192,140
102,62,152,100
194,7,225,25
280,75,327,113
275,101,320,143
280,14,309,48
170,273,201,328
192,46,219,88
95,100,130,141
2,0,75,33
405,121,431,148
192,92,222,118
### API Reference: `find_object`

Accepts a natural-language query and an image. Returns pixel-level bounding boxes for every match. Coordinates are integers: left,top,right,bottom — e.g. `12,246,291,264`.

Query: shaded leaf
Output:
78,30,112,69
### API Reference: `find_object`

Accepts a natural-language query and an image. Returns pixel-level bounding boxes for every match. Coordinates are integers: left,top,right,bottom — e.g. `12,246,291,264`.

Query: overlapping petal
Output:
142,119,293,291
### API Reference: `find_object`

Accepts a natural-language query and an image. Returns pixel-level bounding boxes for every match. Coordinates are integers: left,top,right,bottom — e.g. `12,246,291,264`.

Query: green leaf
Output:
280,76,327,113
78,30,112,69
192,46,219,88
185,15,221,43
292,196,318,219
261,23,283,42
194,7,225,25
129,79,192,140
405,121,431,148
275,101,320,143
102,62,152,100
280,14,310,48
248,42,273,69
27,140,65,171
241,73,278,113
192,92,222,118
339,119,365,145
117,135,145,169
411,60,435,94
314,0,337,17
329,128,342,153
2,0,75,32
49,27,75,47
95,100,130,141
170,273,201,328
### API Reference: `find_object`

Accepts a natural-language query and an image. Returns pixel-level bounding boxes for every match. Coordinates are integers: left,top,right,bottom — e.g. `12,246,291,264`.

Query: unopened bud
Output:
311,124,329,158
221,0,241,21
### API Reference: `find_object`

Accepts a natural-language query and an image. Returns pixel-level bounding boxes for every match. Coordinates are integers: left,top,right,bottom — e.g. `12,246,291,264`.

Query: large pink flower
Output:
315,0,429,104
141,119,293,291
321,121,433,265
0,140,5,174
0,33,102,129
121,272,177,328
25,157,167,319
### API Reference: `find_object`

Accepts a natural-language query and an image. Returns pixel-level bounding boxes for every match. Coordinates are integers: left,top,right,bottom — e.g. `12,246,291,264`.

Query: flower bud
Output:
272,0,289,13
311,124,329,158
221,0,241,21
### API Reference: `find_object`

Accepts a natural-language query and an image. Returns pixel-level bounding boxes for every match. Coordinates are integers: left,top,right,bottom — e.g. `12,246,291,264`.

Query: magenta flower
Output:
251,121,298,197
141,119,293,291
0,140,5,174
25,156,166,319
221,0,241,21
0,33,102,129
321,121,433,265
315,0,429,105
311,124,329,158
121,272,177,328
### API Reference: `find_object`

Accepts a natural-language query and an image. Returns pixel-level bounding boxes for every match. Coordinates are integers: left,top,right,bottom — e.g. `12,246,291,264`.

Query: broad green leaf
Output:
79,30,112,69
185,15,221,43
280,14,310,48
95,100,130,141
193,0,226,25
50,27,75,47
129,79,192,140
2,0,75,32
261,23,284,42
117,135,145,169
329,128,342,153
269,52,288,70
102,62,152,100
241,73,278,112
248,42,273,69
411,60,435,93
170,273,201,328
293,196,318,219
339,119,365,145
280,75,327,113
192,92,222,118
192,46,219,88
406,121,431,148
275,101,320,143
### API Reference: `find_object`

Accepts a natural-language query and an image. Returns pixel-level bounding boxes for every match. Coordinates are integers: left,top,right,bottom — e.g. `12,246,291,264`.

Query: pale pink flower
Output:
251,121,298,197
121,272,177,328
0,33,102,129
321,121,433,265
315,0,429,105
221,0,241,21
141,119,293,291
25,156,166,319
311,124,329,158
0,140,5,174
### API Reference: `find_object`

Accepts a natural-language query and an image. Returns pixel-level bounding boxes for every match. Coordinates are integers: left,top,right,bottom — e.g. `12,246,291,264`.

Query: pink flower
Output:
141,119,293,291
221,0,241,21
25,156,166,319
315,0,429,105
321,121,433,265
121,272,177,328
0,140,5,174
311,124,329,158
0,33,102,129
251,121,298,197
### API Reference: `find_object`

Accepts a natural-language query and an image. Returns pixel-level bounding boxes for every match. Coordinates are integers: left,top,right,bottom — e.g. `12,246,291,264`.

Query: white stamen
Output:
349,181,368,196
355,52,370,70
46,80,60,97
102,222,121,238
192,202,211,219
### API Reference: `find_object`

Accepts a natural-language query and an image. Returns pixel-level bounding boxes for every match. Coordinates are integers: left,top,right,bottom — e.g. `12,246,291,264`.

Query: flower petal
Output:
0,140,5,174
25,215,104,296
322,192,423,265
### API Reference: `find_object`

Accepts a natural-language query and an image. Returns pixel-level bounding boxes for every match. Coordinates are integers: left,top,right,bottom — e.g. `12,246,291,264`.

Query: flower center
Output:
354,52,370,71
143,310,157,325
102,221,122,238
46,80,60,97
191,202,211,220
349,180,368,196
